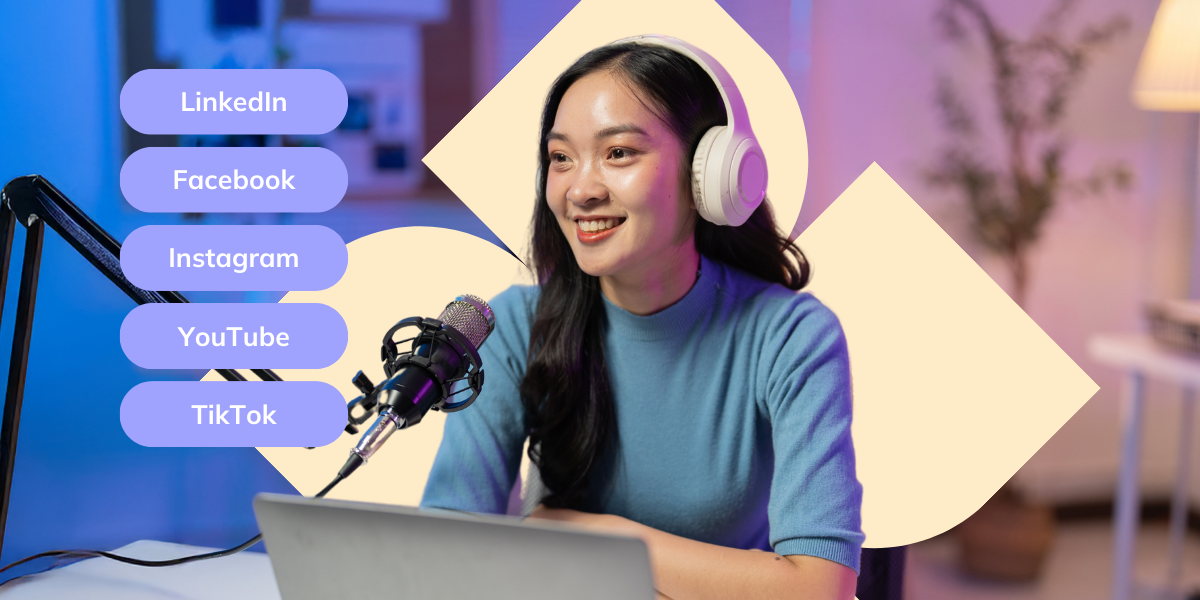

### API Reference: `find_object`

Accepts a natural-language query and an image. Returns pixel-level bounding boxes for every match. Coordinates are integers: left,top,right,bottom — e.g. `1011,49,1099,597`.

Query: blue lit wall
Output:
0,1,299,574
0,0,809,580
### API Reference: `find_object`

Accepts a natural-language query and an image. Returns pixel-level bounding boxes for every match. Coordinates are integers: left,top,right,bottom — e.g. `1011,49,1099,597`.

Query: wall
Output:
0,0,297,573
805,0,1200,507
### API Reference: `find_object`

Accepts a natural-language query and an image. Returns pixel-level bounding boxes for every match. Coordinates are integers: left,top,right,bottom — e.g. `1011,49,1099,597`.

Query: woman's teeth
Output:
579,218,616,233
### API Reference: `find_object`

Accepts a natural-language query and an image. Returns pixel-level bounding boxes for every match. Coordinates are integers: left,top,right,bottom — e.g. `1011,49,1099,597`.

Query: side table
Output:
1089,334,1197,600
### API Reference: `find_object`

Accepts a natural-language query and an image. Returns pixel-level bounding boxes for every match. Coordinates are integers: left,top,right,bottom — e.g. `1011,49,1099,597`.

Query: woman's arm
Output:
530,507,857,600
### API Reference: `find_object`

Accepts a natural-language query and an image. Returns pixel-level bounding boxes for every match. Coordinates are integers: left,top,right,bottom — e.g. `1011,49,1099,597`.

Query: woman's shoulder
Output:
710,263,852,417
711,259,842,336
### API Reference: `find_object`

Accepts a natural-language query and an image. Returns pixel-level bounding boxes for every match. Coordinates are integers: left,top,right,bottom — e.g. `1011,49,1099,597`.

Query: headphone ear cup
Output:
691,126,726,225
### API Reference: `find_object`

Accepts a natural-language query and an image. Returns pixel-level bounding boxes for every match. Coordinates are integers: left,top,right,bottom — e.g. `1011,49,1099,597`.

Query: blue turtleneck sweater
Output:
420,255,864,572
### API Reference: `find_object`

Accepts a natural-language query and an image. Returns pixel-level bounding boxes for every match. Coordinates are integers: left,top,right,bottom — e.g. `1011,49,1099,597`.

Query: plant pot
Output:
955,487,1055,581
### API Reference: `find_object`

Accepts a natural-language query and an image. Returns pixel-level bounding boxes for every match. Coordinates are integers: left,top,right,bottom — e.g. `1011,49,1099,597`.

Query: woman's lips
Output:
575,217,625,244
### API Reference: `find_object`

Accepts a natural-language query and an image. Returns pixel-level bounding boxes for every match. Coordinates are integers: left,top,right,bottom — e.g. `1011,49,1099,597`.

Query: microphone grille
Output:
438,294,496,350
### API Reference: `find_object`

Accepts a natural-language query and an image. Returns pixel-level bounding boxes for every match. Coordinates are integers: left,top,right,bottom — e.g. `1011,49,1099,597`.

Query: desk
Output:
0,540,280,599
1088,334,1197,600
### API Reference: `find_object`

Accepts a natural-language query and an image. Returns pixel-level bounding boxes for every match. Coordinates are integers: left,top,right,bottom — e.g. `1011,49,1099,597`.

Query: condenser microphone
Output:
337,294,495,481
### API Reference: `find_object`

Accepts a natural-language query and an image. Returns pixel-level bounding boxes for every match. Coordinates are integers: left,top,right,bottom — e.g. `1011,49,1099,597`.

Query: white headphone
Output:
612,35,767,227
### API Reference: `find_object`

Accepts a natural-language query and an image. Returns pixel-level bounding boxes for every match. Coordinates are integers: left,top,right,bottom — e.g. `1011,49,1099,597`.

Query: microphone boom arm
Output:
0,175,282,560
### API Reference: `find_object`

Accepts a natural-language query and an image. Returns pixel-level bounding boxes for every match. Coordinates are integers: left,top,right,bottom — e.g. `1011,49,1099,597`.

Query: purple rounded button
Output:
120,225,347,291
122,381,346,447
121,69,347,134
121,303,347,369
121,147,347,213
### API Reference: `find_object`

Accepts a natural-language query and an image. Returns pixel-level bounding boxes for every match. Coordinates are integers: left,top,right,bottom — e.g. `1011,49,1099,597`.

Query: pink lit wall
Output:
805,0,1200,507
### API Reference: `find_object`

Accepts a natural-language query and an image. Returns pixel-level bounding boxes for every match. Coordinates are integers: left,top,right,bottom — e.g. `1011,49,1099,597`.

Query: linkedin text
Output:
181,91,286,112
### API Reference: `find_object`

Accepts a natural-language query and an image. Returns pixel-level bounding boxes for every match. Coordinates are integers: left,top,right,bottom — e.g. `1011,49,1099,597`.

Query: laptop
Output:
253,494,655,599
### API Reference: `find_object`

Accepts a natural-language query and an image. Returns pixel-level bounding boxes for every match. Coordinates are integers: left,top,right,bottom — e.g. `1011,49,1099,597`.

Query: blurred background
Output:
0,0,1197,598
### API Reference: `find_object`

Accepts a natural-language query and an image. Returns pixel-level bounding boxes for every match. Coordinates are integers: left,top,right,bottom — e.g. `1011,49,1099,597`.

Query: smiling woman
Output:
421,37,863,600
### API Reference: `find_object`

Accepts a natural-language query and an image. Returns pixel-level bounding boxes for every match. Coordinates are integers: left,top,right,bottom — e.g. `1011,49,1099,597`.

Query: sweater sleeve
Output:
419,285,534,514
759,293,864,572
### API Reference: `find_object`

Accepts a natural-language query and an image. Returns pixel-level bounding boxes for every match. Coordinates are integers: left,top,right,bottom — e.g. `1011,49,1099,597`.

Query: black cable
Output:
0,471,347,584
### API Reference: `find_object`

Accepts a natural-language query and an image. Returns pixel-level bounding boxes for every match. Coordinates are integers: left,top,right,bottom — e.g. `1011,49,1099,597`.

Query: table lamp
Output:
1133,0,1200,297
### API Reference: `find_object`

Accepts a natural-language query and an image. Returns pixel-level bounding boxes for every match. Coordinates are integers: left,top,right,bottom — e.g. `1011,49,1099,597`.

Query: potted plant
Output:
926,0,1131,581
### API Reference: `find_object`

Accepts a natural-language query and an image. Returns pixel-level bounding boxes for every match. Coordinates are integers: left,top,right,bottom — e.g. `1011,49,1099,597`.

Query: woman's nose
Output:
566,164,607,205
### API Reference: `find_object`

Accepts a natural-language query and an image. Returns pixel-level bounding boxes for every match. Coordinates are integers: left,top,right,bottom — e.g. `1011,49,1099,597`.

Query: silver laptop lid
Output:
253,494,655,600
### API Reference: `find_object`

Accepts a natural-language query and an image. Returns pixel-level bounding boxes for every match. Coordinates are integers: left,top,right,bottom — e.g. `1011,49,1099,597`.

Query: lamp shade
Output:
1133,0,1200,111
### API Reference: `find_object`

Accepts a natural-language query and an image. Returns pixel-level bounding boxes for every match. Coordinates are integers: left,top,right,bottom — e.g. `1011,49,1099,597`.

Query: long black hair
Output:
521,42,810,508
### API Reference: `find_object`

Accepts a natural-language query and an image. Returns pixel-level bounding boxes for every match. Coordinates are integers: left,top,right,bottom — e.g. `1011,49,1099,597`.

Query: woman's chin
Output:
577,263,615,279
573,254,623,279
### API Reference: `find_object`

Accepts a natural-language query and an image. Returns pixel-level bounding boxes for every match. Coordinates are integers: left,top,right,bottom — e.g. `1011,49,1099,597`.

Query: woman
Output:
422,39,863,600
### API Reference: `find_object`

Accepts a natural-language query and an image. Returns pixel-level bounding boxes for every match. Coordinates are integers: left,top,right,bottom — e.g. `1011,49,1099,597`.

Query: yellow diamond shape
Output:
801,164,1096,546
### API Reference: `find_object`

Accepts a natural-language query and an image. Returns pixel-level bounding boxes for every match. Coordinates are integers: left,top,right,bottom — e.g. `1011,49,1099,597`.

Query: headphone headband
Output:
612,36,751,138
608,35,767,226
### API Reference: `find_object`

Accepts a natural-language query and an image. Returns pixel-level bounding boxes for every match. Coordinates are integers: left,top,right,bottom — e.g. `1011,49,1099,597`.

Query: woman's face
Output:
545,70,695,280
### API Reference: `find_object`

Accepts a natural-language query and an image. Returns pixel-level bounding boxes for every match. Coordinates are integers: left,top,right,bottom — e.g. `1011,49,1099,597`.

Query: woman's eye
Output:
609,148,633,161
550,152,569,163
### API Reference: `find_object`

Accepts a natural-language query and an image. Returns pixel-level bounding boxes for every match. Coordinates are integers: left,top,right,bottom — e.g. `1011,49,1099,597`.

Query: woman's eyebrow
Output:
546,124,647,144
594,124,647,139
